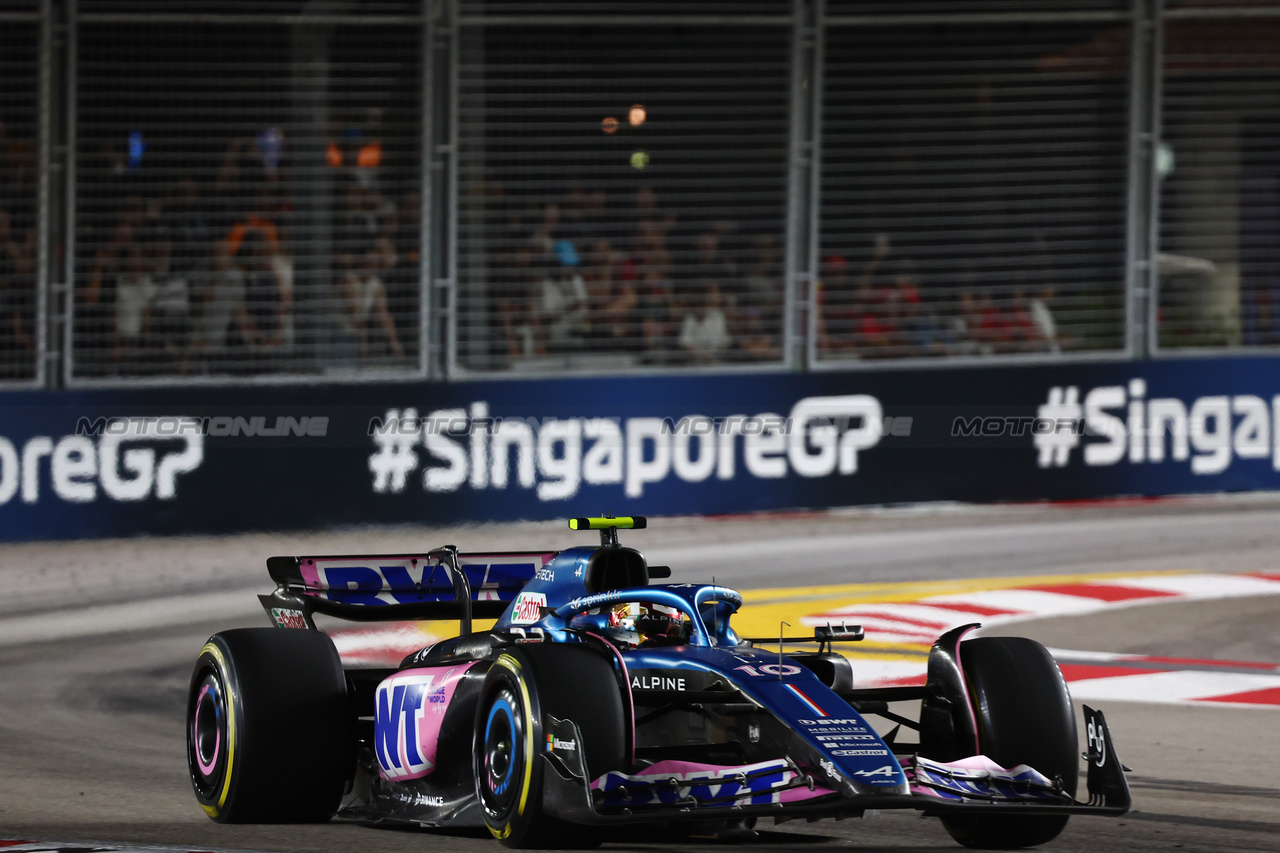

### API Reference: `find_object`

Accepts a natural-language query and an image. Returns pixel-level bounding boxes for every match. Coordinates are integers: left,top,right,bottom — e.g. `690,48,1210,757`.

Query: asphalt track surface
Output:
2,498,1280,853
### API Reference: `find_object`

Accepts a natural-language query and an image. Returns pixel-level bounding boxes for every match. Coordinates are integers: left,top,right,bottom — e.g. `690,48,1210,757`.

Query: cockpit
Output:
558,516,744,650
563,587,743,650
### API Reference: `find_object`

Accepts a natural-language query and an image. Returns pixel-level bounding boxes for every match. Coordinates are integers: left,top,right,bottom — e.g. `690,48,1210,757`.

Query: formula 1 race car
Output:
186,516,1130,849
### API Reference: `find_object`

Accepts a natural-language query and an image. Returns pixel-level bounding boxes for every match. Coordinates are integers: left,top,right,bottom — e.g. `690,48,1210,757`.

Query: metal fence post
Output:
807,0,825,371
290,21,335,373
423,0,459,382
442,0,459,380
61,0,76,387
420,0,434,378
785,0,821,371
1145,0,1164,357
36,0,52,387
1125,0,1162,359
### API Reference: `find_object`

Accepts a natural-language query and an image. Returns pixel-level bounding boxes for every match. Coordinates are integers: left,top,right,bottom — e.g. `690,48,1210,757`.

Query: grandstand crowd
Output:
1,128,1065,380
0,120,37,381
482,181,1063,368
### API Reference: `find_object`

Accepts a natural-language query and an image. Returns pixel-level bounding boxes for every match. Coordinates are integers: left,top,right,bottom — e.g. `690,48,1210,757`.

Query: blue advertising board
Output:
1,356,1279,541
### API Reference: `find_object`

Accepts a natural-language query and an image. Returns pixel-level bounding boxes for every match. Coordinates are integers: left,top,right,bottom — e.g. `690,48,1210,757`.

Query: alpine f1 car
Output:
187,516,1130,848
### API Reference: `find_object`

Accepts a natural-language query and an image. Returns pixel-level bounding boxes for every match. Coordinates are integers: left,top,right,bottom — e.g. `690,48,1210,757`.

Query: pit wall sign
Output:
1,355,1279,541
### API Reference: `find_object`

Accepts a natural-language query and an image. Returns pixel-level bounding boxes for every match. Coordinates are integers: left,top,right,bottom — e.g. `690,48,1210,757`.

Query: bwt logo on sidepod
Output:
0,417,203,506
1034,380,1280,473
367,395,886,499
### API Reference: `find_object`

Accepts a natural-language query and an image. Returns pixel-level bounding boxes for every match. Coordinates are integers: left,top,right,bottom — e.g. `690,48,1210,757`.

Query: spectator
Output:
637,267,677,360
232,231,289,355
949,289,983,356
1028,286,1062,353
497,242,543,359
817,254,855,354
553,183,590,249
224,188,283,261
0,209,34,379
859,233,892,298
386,191,422,354
887,259,950,357
0,122,35,204
855,288,897,357
731,306,781,363
338,237,404,362
168,177,212,280
148,232,194,366
743,233,782,313
328,111,385,189
79,215,133,372
690,229,735,284
113,241,155,366
634,184,676,246
631,185,675,286
899,289,953,357
871,286,909,357
336,179,391,259
189,245,251,369
1007,288,1042,353
679,280,731,363
583,239,638,352
211,138,258,235
537,240,589,353
583,188,609,243
820,247,900,358
974,289,1013,353
822,236,920,358
632,217,671,282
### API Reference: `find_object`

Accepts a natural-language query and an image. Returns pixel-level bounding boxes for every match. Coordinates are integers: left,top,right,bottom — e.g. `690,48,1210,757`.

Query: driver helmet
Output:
609,602,688,648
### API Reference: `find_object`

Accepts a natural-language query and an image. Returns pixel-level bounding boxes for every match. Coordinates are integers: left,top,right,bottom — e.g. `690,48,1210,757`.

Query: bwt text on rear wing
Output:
258,546,558,633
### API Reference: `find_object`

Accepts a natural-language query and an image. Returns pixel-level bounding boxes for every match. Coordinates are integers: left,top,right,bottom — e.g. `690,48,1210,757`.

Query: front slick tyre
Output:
941,637,1078,850
474,646,624,849
187,628,352,823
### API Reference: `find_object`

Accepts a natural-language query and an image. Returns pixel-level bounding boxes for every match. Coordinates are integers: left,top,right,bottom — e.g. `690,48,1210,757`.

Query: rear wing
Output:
258,546,557,634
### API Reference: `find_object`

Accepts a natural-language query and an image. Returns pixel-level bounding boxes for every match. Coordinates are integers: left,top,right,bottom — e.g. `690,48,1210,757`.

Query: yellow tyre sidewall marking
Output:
200,642,237,815
485,654,535,838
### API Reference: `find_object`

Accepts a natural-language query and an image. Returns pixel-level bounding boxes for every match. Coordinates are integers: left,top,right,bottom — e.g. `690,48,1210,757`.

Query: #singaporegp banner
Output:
2,356,1280,541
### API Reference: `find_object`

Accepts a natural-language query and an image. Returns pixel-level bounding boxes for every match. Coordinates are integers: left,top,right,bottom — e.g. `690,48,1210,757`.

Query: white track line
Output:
1105,573,1280,597
1065,670,1280,705
921,588,1110,617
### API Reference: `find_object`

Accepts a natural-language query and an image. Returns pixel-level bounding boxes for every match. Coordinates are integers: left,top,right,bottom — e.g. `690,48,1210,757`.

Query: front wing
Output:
540,705,1130,825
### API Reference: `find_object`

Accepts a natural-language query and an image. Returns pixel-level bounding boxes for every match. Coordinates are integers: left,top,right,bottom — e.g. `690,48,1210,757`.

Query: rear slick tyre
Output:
186,628,352,823
940,637,1078,849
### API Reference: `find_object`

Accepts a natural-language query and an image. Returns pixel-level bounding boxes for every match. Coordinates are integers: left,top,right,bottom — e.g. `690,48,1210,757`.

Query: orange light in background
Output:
629,104,647,127
601,116,620,134
326,142,342,167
